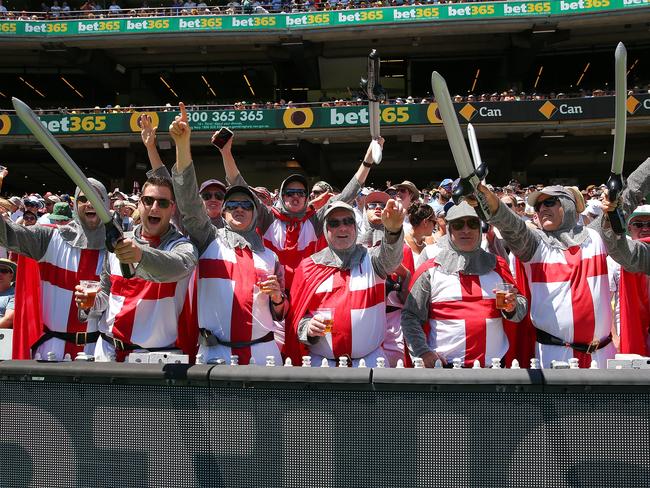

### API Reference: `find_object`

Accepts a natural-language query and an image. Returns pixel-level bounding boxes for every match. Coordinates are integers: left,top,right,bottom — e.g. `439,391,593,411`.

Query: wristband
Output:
271,294,285,306
361,160,373,168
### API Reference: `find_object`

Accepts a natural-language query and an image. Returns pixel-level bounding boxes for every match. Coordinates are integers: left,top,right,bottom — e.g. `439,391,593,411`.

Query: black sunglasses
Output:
223,200,254,211
77,195,90,204
0,268,13,274
630,221,650,229
533,196,560,212
326,217,355,228
366,202,385,210
141,196,173,209
200,191,225,201
449,218,481,231
283,189,307,198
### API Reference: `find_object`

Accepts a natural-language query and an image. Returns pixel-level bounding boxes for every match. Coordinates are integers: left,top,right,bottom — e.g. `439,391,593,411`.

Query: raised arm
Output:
370,199,405,278
476,184,541,262
315,138,383,229
213,133,241,186
169,102,216,254
141,114,165,172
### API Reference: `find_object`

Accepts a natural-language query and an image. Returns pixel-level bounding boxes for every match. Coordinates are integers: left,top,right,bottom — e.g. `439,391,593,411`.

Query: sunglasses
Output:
630,221,650,229
223,200,254,211
533,196,560,212
449,218,481,231
200,191,225,201
77,195,90,204
0,268,13,274
366,202,385,210
141,196,173,209
386,190,397,197
326,217,355,228
283,189,307,198
23,215,36,222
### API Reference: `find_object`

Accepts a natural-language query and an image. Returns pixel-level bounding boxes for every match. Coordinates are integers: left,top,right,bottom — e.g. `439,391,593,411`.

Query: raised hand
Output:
363,136,384,164
140,114,157,149
381,198,406,232
168,102,191,145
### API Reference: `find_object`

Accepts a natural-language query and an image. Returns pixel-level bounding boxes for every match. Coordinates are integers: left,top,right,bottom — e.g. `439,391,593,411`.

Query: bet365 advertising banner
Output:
1,95,649,136
0,0,647,37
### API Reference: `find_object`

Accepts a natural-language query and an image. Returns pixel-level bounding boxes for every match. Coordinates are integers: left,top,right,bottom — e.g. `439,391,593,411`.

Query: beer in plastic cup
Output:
79,280,101,309
495,283,514,310
255,269,271,293
317,308,334,333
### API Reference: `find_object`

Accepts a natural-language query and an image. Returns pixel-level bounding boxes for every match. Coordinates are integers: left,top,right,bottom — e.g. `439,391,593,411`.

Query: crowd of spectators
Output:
1,0,565,20
3,84,649,117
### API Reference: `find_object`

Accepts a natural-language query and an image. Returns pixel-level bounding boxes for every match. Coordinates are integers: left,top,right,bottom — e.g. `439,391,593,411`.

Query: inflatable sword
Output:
431,72,491,221
606,42,627,235
467,123,488,181
11,97,135,278
361,49,385,164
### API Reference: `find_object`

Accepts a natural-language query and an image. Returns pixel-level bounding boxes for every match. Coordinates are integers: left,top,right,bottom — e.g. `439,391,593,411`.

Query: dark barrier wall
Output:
0,361,649,487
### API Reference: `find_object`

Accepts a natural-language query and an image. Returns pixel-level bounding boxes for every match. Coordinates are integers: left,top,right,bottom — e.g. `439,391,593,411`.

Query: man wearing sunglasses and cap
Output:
215,127,382,289
401,202,527,368
169,104,287,365
284,199,405,367
475,182,615,368
75,176,198,361
0,173,108,360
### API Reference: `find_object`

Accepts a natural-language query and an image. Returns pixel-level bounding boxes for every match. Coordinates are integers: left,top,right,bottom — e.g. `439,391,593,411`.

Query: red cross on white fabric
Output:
109,274,178,344
527,245,608,367
309,270,385,359
38,249,101,357
430,273,502,367
199,247,257,365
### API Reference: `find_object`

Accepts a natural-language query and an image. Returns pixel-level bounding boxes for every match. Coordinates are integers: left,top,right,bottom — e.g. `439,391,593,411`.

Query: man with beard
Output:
474,183,615,368
285,200,405,367
216,128,382,288
76,176,198,361
401,202,527,368
170,104,288,365
0,177,108,360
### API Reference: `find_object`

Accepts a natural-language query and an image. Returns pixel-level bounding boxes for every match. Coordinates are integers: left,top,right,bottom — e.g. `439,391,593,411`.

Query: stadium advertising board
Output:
1,95,648,136
0,0,647,37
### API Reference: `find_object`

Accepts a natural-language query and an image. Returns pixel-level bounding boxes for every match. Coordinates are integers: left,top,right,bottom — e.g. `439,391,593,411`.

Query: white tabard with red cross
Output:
35,232,105,360
426,267,509,368
306,253,387,365
522,228,614,368
196,238,283,365
96,250,190,360
263,218,318,289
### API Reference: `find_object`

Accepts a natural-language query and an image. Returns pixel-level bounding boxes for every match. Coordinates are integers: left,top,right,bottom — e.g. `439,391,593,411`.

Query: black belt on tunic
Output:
31,327,100,355
535,328,612,354
99,332,174,352
198,329,274,349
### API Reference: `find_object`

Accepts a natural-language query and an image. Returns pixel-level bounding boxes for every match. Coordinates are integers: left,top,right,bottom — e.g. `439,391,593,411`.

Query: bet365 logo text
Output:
559,0,610,10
